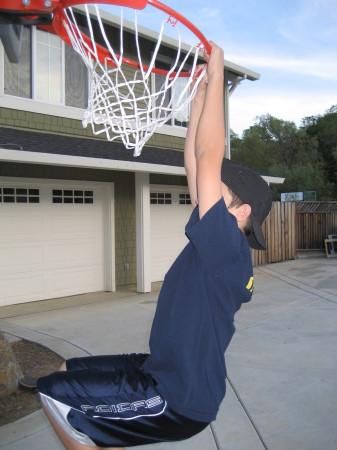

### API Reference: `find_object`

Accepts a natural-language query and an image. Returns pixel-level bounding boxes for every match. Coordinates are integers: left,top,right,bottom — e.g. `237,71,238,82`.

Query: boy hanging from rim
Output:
38,42,272,449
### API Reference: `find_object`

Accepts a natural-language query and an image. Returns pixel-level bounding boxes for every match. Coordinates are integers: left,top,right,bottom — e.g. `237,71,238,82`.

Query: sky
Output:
103,0,337,136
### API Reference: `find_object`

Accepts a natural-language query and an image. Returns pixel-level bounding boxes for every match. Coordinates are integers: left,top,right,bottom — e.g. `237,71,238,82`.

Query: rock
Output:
0,332,23,397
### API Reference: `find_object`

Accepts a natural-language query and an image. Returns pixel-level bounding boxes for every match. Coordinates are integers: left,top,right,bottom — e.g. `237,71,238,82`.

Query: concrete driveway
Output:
0,257,336,450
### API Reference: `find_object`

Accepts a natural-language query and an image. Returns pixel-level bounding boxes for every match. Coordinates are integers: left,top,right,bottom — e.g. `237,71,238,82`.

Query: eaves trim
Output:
0,148,186,176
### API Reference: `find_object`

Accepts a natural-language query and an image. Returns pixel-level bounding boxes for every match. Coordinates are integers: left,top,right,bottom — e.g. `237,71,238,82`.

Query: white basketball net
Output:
62,5,206,156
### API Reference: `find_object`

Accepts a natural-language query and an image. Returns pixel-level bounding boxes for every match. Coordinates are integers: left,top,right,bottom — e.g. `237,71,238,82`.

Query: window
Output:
179,193,191,205
154,74,190,128
171,77,190,127
52,189,94,204
65,42,88,108
150,193,172,205
152,50,191,129
0,187,40,204
35,29,62,103
4,26,88,108
4,26,32,98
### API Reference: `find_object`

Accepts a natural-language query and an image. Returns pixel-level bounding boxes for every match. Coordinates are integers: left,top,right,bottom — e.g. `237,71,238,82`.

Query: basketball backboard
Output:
0,23,22,63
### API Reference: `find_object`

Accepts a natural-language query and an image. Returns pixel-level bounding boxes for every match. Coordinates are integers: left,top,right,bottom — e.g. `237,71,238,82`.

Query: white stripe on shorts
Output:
39,393,96,447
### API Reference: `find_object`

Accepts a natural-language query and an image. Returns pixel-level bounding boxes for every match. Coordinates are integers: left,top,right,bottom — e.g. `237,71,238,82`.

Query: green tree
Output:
268,162,333,201
231,127,271,172
231,112,335,200
249,115,299,167
303,106,337,198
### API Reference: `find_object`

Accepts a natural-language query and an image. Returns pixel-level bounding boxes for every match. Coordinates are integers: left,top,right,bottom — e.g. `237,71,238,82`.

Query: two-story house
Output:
0,7,263,307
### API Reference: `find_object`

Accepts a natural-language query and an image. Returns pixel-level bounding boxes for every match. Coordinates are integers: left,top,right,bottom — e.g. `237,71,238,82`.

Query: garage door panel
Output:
151,238,185,257
0,274,44,306
50,212,102,237
0,266,104,306
150,187,191,282
0,240,103,273
0,214,43,242
151,209,183,226
0,181,107,306
51,266,104,297
51,240,103,266
0,243,44,272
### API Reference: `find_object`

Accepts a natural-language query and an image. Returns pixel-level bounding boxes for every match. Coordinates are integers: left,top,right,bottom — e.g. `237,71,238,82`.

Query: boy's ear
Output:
235,203,251,223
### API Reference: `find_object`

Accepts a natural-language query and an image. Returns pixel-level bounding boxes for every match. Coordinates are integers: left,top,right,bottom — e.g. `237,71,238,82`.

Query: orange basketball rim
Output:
0,0,211,76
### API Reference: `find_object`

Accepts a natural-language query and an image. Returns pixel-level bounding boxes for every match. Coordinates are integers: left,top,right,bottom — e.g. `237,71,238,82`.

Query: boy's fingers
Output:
192,64,206,81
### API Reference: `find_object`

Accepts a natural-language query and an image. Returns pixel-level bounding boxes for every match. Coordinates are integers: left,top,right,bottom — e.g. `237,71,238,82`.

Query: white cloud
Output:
278,0,337,43
229,89,337,135
224,51,337,81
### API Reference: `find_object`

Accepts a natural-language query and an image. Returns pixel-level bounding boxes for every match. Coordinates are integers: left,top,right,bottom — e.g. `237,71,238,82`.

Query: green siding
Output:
0,107,185,150
0,107,103,140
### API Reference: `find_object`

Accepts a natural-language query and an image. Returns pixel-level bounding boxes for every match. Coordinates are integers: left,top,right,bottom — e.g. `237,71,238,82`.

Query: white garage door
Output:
0,180,106,307
150,186,192,282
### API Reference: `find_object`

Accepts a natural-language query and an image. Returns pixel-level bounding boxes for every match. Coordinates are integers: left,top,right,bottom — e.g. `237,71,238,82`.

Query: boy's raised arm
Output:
184,67,208,209
195,43,225,219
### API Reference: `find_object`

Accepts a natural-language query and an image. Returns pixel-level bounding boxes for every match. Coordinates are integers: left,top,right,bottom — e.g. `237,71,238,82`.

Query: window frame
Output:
52,189,94,204
32,27,65,104
0,186,40,204
0,30,187,139
179,193,191,205
151,72,190,130
1,25,88,113
150,192,172,205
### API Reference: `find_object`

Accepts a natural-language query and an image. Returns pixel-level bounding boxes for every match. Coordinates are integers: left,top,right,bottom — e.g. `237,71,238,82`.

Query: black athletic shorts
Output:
37,353,209,448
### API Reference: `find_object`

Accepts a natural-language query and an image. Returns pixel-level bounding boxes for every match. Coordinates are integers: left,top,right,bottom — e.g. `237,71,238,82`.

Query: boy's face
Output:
221,182,251,229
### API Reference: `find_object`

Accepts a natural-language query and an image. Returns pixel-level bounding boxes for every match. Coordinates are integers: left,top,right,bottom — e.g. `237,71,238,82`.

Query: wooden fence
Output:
296,202,337,250
251,201,296,266
251,201,337,266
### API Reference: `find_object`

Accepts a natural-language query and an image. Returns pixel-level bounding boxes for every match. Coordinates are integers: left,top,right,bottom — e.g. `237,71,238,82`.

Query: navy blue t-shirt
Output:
149,198,253,422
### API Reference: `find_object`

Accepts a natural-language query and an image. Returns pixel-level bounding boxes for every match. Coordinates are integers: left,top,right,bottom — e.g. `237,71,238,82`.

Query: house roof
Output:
0,126,284,184
0,126,184,166
0,128,184,167
0,126,188,176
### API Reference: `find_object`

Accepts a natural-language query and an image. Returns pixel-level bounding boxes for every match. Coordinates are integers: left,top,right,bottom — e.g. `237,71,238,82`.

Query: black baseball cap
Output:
221,159,272,250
